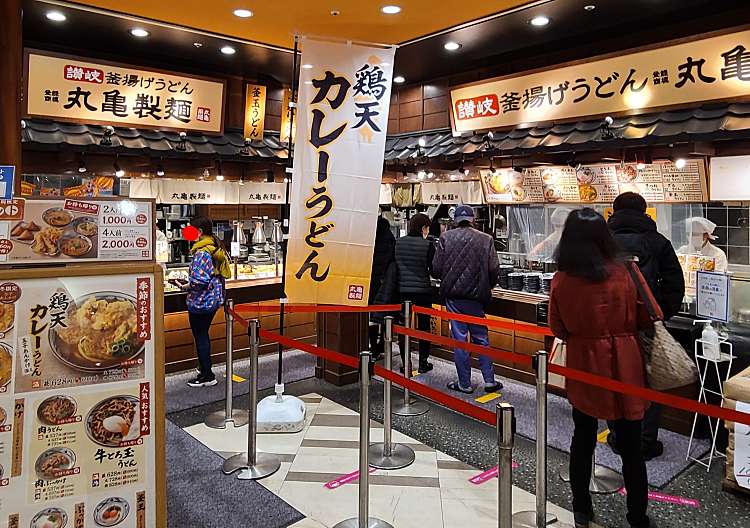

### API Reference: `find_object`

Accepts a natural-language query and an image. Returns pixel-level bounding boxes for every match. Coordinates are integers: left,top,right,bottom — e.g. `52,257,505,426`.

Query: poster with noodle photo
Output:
10,275,152,393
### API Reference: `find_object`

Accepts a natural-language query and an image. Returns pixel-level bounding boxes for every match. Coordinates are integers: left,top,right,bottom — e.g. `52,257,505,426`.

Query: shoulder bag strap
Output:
625,260,659,321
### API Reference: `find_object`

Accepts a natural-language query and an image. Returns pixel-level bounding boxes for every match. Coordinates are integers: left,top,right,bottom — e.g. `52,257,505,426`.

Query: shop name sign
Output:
450,29,750,133
25,50,226,134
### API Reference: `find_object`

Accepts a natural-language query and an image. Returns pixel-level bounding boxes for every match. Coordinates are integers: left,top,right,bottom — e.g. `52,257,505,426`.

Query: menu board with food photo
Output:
11,276,150,393
480,168,544,204
481,160,707,204
0,270,158,527
0,198,154,266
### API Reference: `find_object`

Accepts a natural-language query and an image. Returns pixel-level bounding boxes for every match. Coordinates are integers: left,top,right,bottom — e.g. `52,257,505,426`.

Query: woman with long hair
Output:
182,216,232,387
549,208,659,528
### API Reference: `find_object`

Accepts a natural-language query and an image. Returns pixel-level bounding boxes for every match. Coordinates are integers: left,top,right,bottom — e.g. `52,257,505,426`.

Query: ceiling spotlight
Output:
193,42,203,48
393,75,405,84
302,64,313,69
675,158,687,169
156,165,165,177
221,45,236,55
46,11,66,22
130,28,149,38
381,5,402,14
304,80,313,85
444,42,461,51
78,159,87,174
636,162,646,170
584,5,596,11
418,138,427,148
114,162,125,178
330,10,341,16
530,15,550,27
239,176,245,186
427,171,435,179
216,173,225,181
417,170,426,180
233,8,253,18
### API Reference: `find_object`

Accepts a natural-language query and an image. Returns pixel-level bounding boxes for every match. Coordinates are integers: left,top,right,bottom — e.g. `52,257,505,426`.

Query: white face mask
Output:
690,234,705,249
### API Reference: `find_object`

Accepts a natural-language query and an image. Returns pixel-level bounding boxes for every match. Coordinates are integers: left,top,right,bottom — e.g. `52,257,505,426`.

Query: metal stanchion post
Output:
333,352,393,528
206,299,249,429
513,351,558,528
223,319,280,480
369,317,416,470
559,454,624,494
393,301,429,417
498,403,514,528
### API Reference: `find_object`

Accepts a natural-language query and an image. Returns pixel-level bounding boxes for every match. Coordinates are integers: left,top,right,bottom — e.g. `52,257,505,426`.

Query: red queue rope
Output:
259,328,495,425
412,305,554,337
231,308,750,427
395,325,534,367
233,303,402,314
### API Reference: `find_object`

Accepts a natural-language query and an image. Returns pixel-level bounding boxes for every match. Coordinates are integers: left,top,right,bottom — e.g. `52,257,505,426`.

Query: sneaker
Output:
418,362,434,373
447,381,474,394
643,441,664,461
574,511,593,528
484,381,503,393
187,375,217,387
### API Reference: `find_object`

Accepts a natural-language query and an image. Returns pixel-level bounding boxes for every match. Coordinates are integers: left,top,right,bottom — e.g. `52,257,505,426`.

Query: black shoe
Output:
643,441,664,461
447,381,474,394
187,374,217,387
418,362,434,373
484,381,503,393
574,511,593,528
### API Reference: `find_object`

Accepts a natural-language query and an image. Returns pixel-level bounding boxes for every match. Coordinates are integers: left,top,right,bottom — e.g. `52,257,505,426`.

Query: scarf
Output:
190,236,232,279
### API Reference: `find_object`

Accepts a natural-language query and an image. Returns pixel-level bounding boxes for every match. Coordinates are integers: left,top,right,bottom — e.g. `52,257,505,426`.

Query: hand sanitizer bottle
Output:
695,320,721,360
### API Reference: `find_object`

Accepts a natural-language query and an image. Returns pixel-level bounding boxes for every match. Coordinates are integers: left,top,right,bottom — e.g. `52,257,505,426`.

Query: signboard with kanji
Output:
450,29,750,133
243,84,266,141
25,50,226,134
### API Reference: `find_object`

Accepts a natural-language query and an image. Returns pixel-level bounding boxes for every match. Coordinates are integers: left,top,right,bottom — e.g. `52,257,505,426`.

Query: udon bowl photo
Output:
93,497,130,527
86,395,140,447
49,292,145,371
0,302,14,337
34,447,76,480
31,507,68,528
0,342,12,389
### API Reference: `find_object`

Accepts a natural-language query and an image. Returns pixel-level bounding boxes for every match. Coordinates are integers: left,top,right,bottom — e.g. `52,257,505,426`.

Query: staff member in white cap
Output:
677,217,728,272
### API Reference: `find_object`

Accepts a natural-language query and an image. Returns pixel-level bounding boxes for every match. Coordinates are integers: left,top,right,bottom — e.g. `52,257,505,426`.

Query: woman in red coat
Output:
549,208,660,528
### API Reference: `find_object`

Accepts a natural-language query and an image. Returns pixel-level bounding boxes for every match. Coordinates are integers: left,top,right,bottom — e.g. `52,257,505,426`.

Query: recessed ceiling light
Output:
233,8,253,18
444,42,461,51
221,46,236,55
381,5,401,14
302,64,313,69
193,42,203,48
130,28,149,38
394,75,405,84
304,81,313,85
584,5,596,11
675,158,687,169
46,10,66,22
530,15,550,27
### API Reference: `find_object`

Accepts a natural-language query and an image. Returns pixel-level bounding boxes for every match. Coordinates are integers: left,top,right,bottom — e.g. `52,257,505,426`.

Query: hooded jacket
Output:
187,236,230,313
608,209,685,319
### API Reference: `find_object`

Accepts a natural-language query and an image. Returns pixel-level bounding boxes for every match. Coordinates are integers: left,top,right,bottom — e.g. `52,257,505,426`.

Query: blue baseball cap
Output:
454,205,475,224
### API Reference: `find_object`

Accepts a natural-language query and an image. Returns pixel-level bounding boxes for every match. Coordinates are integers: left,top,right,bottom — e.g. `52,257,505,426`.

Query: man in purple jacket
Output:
433,205,502,394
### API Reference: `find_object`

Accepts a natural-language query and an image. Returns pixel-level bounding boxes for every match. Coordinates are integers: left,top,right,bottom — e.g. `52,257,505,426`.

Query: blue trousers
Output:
446,299,495,388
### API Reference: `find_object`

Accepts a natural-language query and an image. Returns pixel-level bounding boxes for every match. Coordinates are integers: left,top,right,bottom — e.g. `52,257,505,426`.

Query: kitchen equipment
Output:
508,272,524,291
498,265,514,289
252,220,266,245
524,272,542,294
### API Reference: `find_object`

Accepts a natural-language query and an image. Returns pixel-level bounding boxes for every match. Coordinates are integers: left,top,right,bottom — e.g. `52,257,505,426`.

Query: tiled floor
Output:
183,393,579,528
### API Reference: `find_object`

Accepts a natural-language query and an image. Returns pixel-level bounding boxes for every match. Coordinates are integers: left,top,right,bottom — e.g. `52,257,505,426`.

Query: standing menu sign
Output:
0,268,162,527
0,198,154,265
480,160,707,204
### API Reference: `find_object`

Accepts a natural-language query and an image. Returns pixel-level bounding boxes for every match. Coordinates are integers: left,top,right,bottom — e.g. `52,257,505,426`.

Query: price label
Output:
230,241,240,257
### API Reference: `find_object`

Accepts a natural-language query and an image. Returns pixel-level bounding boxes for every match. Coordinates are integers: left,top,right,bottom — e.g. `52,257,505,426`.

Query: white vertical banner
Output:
285,37,396,305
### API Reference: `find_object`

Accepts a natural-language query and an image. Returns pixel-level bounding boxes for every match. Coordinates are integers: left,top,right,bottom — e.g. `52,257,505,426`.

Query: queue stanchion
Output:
513,351,558,528
223,318,280,480
559,454,623,494
497,402,515,528
333,351,394,528
206,299,249,429
393,301,429,417
369,317,415,470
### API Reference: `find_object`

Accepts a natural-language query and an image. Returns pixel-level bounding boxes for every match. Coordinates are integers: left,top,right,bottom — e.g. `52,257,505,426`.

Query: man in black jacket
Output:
608,192,685,460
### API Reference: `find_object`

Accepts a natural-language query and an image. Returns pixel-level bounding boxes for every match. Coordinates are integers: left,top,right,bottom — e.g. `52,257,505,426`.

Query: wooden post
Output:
0,0,22,190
